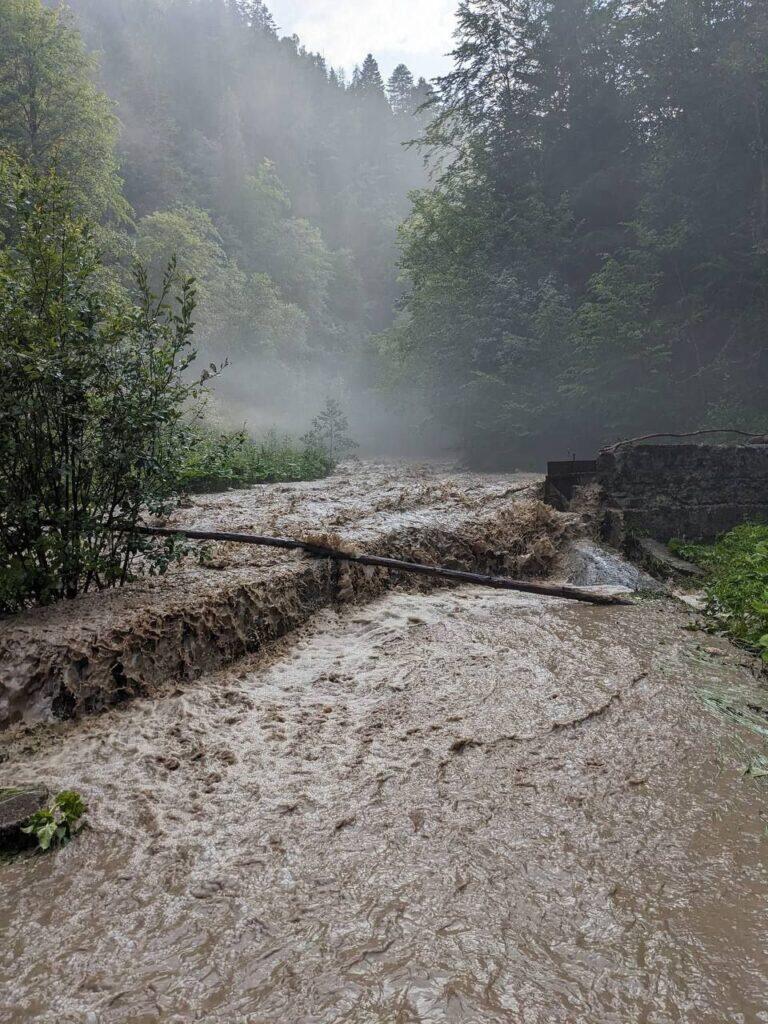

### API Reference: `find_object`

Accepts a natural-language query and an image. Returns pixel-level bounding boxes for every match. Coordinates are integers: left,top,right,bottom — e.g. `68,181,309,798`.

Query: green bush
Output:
0,162,207,612
22,790,87,851
179,425,333,493
672,525,768,662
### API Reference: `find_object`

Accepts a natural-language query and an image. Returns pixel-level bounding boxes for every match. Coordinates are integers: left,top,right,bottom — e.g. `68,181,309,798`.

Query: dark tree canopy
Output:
353,54,387,96
2,0,763,469
389,0,768,465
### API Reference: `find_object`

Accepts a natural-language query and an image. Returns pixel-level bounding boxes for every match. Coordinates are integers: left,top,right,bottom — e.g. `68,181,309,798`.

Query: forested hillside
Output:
2,0,766,465
389,0,768,465
2,0,433,434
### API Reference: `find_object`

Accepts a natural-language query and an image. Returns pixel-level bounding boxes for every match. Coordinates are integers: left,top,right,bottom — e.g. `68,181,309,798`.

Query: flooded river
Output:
1,582,767,1022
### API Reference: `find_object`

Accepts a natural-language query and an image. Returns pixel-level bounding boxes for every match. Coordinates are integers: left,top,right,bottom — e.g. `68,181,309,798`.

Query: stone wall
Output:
597,443,768,543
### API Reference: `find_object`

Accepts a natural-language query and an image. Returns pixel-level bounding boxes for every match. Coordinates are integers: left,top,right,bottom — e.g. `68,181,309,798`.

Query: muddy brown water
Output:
1,583,767,1023
0,463,551,729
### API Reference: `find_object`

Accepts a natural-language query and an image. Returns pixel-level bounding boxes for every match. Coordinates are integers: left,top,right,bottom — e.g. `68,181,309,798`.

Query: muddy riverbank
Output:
1,582,767,1022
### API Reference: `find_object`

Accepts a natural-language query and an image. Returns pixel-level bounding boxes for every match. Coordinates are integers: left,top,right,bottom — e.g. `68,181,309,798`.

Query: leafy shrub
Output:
22,790,87,851
179,425,333,493
178,398,358,494
0,162,208,612
672,525,768,662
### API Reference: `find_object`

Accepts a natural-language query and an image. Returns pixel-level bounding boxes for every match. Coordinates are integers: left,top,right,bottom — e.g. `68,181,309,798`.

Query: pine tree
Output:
303,399,357,466
353,54,386,97
231,0,276,34
413,77,435,110
387,64,415,115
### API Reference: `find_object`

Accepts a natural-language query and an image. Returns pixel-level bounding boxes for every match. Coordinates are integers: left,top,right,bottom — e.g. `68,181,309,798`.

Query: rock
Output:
672,590,707,610
0,785,49,851
635,537,705,578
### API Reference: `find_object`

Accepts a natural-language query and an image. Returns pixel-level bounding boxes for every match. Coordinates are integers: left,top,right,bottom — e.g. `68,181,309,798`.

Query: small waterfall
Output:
565,540,663,592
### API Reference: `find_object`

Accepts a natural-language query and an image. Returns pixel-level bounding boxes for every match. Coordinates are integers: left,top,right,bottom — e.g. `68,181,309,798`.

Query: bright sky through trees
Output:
267,0,457,78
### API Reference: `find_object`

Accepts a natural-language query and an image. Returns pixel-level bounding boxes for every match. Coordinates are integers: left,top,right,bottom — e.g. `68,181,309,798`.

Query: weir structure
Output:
545,436,768,544
132,524,630,607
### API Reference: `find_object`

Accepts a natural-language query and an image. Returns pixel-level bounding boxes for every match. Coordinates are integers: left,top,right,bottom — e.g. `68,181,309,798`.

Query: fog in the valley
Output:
204,360,457,460
33,0,768,466
3,6,768,1021
55,0,445,458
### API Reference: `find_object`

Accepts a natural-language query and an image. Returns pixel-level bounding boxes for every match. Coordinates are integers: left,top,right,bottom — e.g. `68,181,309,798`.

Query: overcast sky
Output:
267,0,458,81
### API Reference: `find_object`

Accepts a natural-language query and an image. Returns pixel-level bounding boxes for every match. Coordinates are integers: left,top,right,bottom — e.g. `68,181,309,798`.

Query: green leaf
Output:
37,822,58,851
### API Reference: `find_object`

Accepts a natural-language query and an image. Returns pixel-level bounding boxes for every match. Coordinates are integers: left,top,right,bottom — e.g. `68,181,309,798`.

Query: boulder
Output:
0,785,49,851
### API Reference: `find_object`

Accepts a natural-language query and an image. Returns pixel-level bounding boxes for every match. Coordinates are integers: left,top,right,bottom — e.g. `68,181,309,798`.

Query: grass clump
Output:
672,524,768,663
179,426,333,494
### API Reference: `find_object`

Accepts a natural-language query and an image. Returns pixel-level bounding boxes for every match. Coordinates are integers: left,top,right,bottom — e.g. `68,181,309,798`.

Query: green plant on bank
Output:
179,425,334,494
302,398,358,466
21,790,87,851
0,161,215,614
672,525,768,662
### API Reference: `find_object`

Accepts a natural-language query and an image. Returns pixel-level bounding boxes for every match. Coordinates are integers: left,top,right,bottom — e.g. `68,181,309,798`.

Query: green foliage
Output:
178,400,357,496
0,0,128,222
672,525,768,661
179,425,333,493
21,790,87,851
0,0,438,450
390,0,768,464
0,162,206,612
135,206,226,292
63,0,432,344
303,399,358,466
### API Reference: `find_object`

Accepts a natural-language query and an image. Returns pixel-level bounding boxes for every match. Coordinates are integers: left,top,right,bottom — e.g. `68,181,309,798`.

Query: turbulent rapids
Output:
1,463,767,1023
0,464,552,729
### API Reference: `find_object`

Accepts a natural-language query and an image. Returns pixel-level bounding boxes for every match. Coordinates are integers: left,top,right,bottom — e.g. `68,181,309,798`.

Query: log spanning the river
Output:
132,525,632,607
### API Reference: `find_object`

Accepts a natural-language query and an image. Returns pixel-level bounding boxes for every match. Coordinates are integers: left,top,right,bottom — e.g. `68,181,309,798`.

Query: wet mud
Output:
1,584,767,1023
0,464,551,730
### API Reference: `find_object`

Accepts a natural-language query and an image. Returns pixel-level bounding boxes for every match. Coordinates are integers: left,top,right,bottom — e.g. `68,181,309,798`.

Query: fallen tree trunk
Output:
132,525,632,607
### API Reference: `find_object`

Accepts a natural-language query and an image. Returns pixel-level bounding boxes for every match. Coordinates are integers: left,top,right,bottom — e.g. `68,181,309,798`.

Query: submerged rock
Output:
635,536,705,578
0,785,48,851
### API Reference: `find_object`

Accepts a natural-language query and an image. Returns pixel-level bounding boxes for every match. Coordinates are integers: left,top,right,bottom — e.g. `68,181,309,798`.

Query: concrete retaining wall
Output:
598,443,768,542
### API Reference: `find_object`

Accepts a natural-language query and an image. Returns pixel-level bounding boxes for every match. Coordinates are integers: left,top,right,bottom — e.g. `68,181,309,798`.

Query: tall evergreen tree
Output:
356,54,386,95
387,64,416,115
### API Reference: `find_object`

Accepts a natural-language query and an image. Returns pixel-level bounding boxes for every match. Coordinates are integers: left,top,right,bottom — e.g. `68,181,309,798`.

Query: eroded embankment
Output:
0,464,553,730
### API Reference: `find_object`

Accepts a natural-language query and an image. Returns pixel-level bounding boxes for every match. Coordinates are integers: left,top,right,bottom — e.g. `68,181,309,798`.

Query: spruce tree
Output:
354,54,386,97
231,0,276,34
387,64,416,115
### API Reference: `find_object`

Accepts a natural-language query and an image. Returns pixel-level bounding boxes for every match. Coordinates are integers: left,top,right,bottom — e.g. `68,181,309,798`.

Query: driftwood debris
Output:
133,525,632,607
